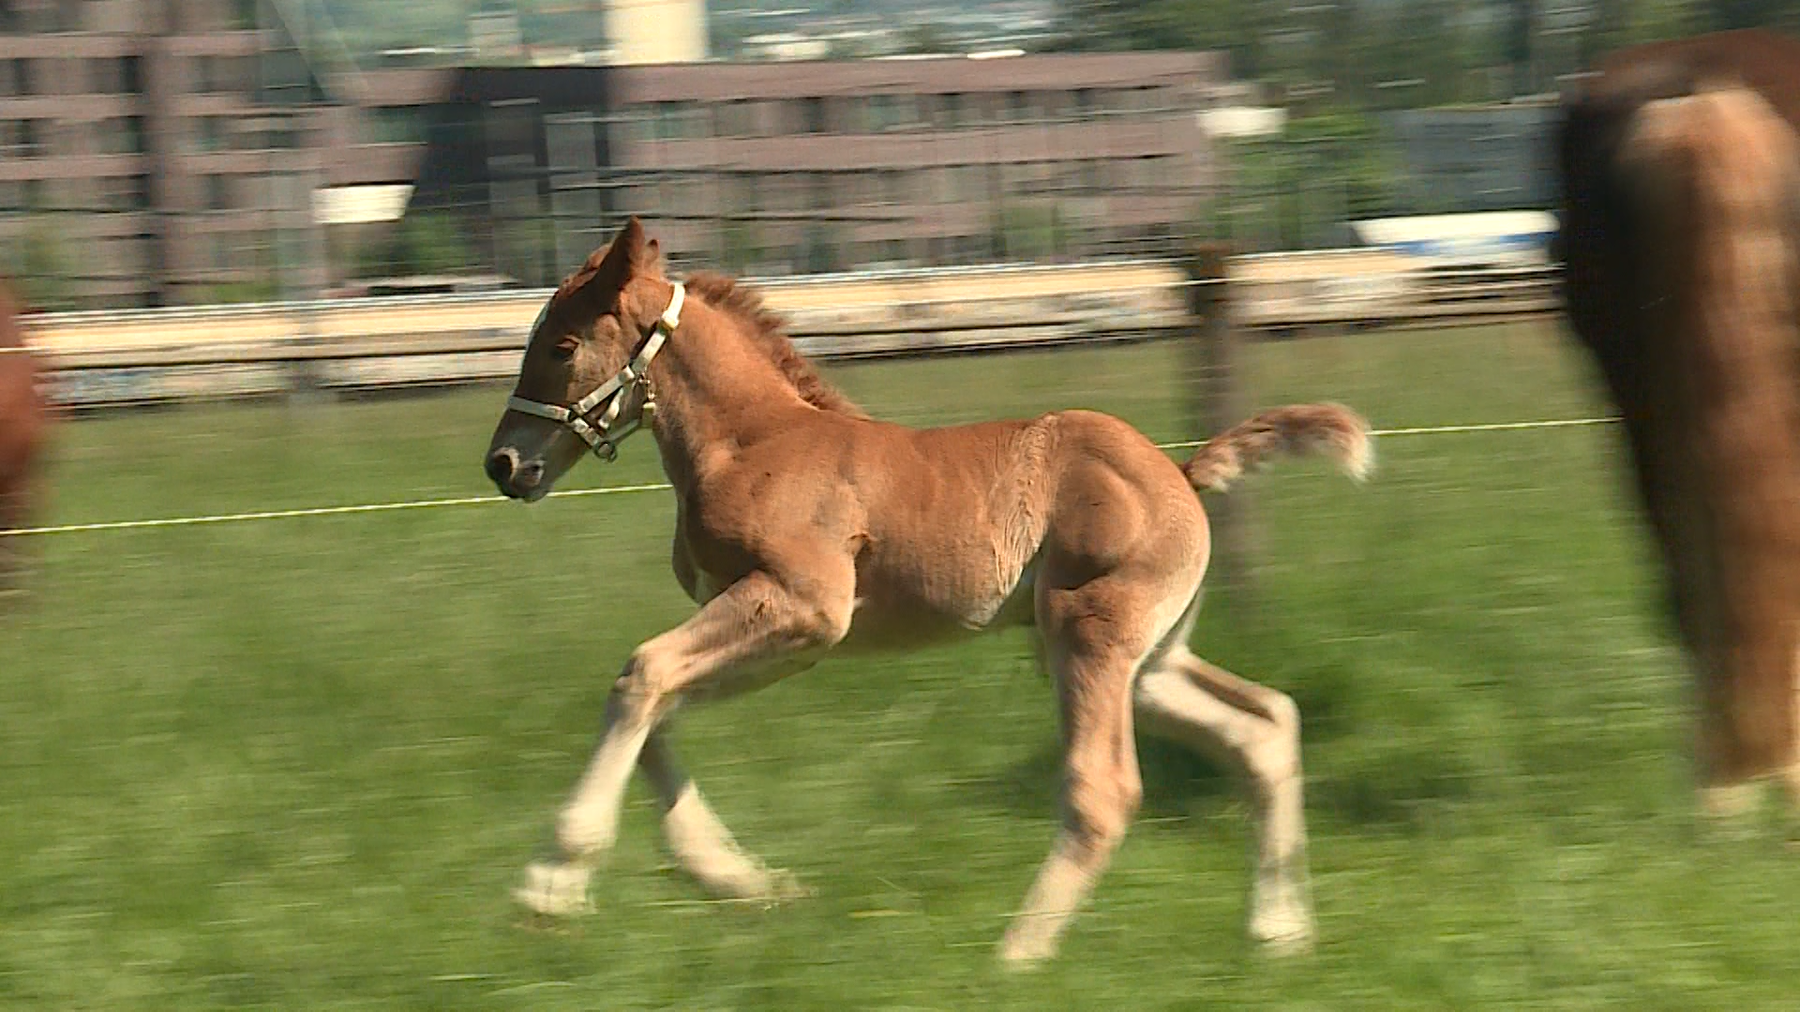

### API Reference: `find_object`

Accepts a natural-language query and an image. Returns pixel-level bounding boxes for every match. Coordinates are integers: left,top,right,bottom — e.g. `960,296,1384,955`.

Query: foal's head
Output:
485,218,680,500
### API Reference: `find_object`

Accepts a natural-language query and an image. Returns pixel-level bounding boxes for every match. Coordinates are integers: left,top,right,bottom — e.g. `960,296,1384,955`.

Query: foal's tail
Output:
1183,403,1374,493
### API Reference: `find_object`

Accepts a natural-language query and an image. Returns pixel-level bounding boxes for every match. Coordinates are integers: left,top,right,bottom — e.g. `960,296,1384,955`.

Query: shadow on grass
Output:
967,733,1476,833
962,647,1480,834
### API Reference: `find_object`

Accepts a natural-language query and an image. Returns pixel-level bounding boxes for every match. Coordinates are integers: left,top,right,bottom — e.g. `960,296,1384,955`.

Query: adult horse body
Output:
486,220,1371,965
0,281,45,594
1557,29,1800,813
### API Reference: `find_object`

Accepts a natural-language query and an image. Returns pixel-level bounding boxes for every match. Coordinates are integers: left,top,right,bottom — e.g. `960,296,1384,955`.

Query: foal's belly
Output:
837,556,1040,654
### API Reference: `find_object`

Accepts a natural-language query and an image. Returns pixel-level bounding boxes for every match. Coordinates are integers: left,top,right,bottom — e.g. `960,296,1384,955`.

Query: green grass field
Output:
4,322,1796,1010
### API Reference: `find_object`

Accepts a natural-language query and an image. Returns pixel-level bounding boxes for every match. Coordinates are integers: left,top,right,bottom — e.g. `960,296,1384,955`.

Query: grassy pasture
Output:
3,322,1796,1010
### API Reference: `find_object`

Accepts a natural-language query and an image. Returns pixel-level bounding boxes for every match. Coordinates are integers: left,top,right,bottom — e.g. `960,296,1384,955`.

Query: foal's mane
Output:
546,235,867,418
680,271,867,418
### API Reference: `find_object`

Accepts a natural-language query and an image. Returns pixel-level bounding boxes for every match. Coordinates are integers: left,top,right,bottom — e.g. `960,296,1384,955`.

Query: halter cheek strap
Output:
506,283,685,462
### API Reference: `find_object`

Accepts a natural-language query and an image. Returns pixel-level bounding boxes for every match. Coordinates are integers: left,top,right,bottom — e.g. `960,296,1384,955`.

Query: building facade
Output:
1380,102,1558,216
1,3,1226,305
390,51,1226,284
0,0,353,307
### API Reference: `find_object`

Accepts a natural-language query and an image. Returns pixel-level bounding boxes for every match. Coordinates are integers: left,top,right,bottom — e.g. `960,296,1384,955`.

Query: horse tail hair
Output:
1183,403,1374,494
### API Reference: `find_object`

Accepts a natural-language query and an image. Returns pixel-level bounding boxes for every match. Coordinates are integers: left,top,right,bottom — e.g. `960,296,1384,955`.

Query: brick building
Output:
372,51,1227,284
1,1,1227,304
0,0,353,306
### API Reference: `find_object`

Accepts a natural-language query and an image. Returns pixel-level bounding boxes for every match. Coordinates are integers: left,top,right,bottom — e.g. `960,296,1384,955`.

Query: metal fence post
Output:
1186,242,1261,611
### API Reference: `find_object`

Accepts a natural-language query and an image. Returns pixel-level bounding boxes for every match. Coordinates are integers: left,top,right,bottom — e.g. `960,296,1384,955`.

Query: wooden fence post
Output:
1186,242,1261,611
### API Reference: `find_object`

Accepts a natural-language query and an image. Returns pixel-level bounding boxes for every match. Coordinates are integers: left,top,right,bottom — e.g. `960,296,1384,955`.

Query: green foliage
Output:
993,202,1066,260
1052,0,1273,74
1217,110,1396,251
897,21,954,54
1056,0,1800,106
717,219,763,273
358,211,479,279
6,215,79,312
1708,0,1800,31
198,279,285,305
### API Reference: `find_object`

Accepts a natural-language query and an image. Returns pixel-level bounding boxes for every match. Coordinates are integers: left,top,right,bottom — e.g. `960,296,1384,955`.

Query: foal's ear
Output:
638,238,663,275
600,217,645,273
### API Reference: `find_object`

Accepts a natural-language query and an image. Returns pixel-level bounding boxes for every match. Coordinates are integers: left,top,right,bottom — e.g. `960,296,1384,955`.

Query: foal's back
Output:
728,405,1209,641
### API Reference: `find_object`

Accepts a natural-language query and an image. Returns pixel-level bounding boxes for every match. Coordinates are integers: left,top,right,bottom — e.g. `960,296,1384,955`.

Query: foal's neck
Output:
647,297,810,487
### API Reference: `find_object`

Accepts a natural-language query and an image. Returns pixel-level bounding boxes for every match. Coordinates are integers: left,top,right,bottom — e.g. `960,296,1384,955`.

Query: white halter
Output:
506,283,685,463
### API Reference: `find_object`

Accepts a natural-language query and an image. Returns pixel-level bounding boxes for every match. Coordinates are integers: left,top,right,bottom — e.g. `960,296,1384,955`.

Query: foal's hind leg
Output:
1134,647,1314,953
638,730,807,901
516,569,850,916
999,630,1146,966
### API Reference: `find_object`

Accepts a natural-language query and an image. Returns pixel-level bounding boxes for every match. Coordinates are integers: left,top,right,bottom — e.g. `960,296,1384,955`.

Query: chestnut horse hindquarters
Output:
0,287,46,595
1560,49,1800,800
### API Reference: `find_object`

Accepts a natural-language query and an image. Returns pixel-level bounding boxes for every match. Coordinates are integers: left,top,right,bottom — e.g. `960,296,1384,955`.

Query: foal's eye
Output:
551,336,579,362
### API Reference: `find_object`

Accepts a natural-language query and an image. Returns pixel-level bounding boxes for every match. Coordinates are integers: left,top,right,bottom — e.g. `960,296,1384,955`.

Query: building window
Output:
206,175,231,211
91,174,143,211
14,58,35,97
805,172,830,212
16,119,46,158
880,170,910,204
801,97,827,135
193,116,227,153
713,100,752,138
371,107,424,144
932,93,965,129
91,117,142,155
866,94,918,132
89,58,119,94
193,56,251,94
652,101,703,141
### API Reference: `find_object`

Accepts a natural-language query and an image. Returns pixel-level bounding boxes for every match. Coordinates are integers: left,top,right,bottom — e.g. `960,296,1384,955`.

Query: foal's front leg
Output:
516,569,852,916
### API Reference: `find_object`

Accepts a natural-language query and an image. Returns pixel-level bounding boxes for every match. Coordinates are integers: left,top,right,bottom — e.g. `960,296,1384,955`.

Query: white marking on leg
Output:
558,696,656,859
999,836,1097,967
513,860,594,916
662,782,805,901
1134,653,1315,954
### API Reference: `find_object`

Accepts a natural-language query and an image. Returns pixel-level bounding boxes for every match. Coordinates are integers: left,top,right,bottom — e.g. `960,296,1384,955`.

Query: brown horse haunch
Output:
1558,28,1800,815
0,282,46,598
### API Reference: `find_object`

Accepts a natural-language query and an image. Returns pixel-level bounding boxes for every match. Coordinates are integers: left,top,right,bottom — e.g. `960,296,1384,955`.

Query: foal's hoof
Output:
1250,910,1316,957
513,861,594,917
762,867,811,904
995,924,1060,970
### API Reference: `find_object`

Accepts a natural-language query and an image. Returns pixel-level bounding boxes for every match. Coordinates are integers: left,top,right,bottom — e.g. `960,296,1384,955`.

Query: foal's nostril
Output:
513,459,545,490
486,448,517,486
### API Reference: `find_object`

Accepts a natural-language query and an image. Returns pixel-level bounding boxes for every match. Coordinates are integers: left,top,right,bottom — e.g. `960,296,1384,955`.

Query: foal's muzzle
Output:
486,447,547,500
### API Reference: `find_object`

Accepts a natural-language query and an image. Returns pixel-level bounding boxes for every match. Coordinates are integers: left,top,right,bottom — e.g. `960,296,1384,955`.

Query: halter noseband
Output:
506,283,685,462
